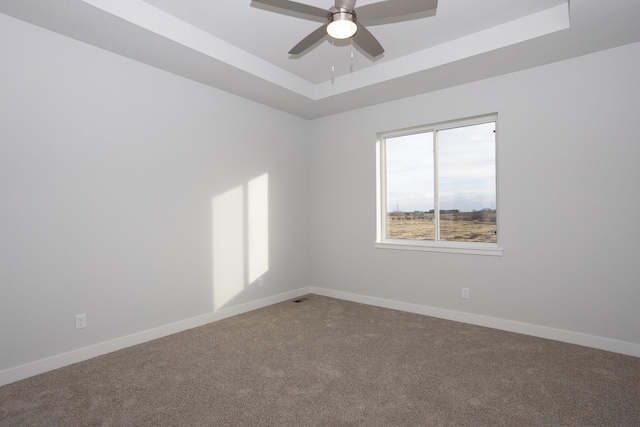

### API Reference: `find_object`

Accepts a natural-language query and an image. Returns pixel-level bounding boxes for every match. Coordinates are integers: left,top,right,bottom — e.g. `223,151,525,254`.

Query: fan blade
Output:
335,0,357,10
357,0,437,25
352,24,384,57
289,24,328,55
252,0,328,22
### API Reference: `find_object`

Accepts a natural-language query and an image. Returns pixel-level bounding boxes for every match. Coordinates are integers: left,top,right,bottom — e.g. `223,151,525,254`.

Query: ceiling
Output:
1,0,640,119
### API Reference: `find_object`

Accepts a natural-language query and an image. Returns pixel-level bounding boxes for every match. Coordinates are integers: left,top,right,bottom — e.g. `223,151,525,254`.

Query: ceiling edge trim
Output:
77,0,570,104
314,2,570,99
80,0,316,98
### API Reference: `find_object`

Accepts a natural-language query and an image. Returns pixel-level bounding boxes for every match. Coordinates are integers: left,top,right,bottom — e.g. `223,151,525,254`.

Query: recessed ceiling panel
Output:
2,0,640,119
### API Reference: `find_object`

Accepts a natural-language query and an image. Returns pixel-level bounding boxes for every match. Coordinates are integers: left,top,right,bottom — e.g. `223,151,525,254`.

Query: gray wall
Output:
0,14,310,372
309,41,640,347
2,10,639,379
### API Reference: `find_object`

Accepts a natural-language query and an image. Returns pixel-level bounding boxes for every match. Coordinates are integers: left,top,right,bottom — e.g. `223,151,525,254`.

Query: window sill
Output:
375,240,503,256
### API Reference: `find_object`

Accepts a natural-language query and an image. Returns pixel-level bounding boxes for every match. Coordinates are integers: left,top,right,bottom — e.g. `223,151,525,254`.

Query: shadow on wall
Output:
211,173,269,311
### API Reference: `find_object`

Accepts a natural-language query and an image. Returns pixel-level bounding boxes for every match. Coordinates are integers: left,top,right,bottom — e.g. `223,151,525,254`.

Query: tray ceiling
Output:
1,0,639,119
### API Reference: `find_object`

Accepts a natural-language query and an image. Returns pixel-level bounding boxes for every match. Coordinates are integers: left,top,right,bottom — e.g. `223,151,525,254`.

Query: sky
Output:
385,122,496,213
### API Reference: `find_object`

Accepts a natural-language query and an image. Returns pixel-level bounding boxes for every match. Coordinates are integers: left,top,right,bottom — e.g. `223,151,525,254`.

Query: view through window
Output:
379,115,498,251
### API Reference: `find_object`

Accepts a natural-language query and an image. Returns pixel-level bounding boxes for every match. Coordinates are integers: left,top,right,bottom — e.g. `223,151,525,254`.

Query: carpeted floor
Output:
1,294,639,426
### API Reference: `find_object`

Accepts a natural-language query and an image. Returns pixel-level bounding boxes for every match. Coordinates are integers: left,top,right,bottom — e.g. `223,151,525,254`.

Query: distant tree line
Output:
388,208,496,223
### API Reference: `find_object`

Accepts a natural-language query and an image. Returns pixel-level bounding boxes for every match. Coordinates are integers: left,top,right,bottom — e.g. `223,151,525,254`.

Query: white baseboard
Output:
0,287,311,387
4,285,637,387
309,286,640,358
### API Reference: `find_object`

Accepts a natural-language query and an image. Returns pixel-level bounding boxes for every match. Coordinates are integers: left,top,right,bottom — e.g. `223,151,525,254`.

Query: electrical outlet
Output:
461,288,469,299
258,277,264,288
75,313,87,329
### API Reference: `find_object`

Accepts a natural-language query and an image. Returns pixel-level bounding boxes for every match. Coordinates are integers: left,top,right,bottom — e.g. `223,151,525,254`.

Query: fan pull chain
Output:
350,37,354,73
331,38,335,84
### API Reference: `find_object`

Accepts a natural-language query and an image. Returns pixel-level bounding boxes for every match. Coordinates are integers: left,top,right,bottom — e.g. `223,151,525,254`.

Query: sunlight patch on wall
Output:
248,173,269,284
211,173,270,311
211,185,244,310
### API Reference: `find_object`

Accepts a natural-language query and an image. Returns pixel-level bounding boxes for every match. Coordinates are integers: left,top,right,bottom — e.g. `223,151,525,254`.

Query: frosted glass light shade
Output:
327,13,357,39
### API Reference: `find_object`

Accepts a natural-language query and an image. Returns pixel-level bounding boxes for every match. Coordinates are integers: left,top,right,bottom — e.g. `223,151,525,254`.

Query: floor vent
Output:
293,298,309,303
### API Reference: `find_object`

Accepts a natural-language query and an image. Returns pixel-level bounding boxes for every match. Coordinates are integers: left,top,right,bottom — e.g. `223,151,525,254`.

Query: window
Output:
376,114,501,256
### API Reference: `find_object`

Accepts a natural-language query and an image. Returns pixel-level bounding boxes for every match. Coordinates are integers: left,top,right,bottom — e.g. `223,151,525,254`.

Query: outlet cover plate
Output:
75,313,87,329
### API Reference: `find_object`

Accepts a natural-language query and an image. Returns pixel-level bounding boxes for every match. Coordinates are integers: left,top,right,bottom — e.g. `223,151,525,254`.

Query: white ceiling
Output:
1,0,640,119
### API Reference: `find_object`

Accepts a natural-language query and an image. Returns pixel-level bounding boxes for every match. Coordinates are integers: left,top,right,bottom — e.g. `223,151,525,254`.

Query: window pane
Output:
385,132,434,240
438,122,496,243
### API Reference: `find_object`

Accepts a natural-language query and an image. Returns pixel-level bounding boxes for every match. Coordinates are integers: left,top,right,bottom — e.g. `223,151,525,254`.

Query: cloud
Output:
385,122,496,212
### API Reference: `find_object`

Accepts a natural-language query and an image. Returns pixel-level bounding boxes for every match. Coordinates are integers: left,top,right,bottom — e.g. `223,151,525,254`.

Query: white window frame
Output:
375,114,502,256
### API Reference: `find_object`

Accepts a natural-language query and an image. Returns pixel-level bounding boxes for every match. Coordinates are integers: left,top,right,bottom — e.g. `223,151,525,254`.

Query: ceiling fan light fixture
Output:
327,11,357,39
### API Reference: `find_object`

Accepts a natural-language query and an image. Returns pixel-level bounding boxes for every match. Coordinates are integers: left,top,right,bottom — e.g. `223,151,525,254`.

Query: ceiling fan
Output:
252,0,438,58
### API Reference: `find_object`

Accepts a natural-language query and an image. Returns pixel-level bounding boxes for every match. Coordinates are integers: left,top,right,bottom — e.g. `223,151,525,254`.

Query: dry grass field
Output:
387,218,497,243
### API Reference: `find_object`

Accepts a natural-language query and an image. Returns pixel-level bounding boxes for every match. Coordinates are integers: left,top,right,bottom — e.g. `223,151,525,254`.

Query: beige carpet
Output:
1,294,639,426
